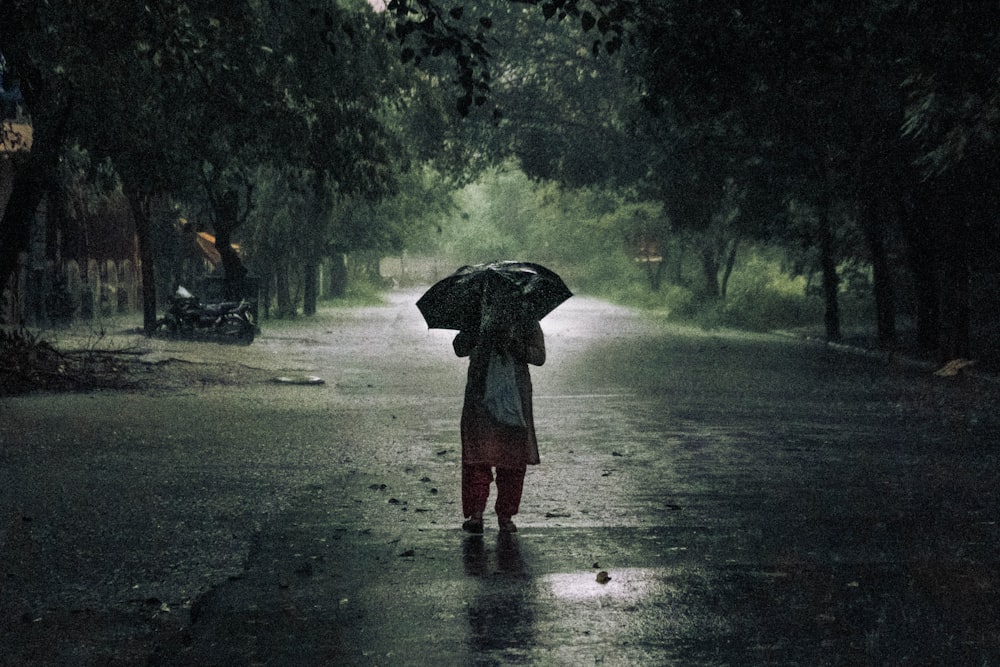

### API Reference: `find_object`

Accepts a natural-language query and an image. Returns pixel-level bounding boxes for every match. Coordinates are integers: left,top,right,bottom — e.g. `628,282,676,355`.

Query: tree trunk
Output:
0,104,72,296
644,256,665,292
700,246,720,299
670,236,686,286
258,269,272,320
819,199,841,342
938,190,973,360
124,191,159,333
0,175,36,317
211,190,248,300
861,197,896,350
907,240,940,355
719,239,739,300
651,259,665,292
902,195,941,355
946,243,972,360
275,263,294,318
329,253,347,298
303,261,318,316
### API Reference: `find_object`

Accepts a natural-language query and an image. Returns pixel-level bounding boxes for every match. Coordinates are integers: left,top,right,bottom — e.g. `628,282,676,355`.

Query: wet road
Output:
2,290,999,665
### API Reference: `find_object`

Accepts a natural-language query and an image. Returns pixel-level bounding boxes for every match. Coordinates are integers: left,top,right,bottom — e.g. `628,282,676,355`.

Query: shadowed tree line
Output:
2,1,999,363
459,0,999,360
398,0,999,360
621,0,1000,361
0,0,467,329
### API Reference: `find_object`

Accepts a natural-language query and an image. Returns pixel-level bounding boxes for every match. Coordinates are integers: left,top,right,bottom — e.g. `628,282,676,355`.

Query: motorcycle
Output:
156,286,256,342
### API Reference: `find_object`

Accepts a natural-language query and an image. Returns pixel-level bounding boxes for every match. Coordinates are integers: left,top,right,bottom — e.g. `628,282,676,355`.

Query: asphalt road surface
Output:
2,289,999,665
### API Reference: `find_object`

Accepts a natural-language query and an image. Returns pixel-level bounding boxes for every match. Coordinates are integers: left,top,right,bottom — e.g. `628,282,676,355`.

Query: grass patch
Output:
261,282,388,327
325,281,387,307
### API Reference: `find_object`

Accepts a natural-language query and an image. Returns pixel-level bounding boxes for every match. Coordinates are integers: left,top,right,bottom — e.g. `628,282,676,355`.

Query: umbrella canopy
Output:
416,261,572,331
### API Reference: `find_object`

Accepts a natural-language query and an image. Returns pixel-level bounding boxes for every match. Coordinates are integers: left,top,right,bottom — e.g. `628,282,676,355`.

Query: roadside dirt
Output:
0,328,263,397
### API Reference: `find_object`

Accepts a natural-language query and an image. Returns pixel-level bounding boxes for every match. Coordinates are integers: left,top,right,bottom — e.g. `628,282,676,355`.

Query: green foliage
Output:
593,272,696,316
434,167,543,262
242,167,316,274
384,0,631,116
708,288,810,332
581,244,829,331
421,166,870,335
330,280,388,307
8,0,996,354
355,166,458,256
416,170,624,290
720,259,824,332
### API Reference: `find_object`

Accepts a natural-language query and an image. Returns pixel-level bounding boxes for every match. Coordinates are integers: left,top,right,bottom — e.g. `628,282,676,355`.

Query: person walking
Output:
453,300,546,534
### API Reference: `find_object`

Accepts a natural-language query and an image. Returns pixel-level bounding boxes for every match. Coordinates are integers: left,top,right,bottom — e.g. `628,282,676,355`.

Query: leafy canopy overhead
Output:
382,0,634,114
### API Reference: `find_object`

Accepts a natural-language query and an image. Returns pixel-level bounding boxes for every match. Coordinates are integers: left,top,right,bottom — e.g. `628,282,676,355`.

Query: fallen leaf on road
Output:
934,359,975,377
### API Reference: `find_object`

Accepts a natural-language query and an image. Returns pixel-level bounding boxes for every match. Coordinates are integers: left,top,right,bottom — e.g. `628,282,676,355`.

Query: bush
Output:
579,251,831,332
590,271,697,318
722,289,824,331
706,255,817,331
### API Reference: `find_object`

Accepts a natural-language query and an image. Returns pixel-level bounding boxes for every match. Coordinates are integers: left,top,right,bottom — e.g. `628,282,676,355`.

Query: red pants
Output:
462,464,526,519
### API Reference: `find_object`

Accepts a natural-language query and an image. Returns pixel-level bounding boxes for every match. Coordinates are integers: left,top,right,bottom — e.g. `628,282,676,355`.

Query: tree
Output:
1,1,268,329
384,0,634,115
894,1,1000,359
412,0,1000,357
0,2,80,307
2,0,426,328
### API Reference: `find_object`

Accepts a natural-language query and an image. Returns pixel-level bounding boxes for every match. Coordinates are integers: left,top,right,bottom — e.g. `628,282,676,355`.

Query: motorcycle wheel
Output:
156,316,179,334
219,313,254,342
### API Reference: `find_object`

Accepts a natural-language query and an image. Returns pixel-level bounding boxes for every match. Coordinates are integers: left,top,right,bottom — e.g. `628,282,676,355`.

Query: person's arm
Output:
453,329,477,357
506,322,545,366
525,322,545,366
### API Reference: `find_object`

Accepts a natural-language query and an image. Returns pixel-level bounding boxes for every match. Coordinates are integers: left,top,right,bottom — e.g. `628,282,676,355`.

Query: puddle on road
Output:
541,567,676,603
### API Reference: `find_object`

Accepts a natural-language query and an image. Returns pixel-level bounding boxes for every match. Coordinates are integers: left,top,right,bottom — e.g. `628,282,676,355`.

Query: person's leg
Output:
462,463,493,523
494,465,527,531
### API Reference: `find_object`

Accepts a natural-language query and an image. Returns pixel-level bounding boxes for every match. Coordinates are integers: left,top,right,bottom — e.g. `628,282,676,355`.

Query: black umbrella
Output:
416,261,572,331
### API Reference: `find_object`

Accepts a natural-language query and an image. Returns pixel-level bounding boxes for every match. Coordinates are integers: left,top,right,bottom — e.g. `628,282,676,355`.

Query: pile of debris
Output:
0,327,139,395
